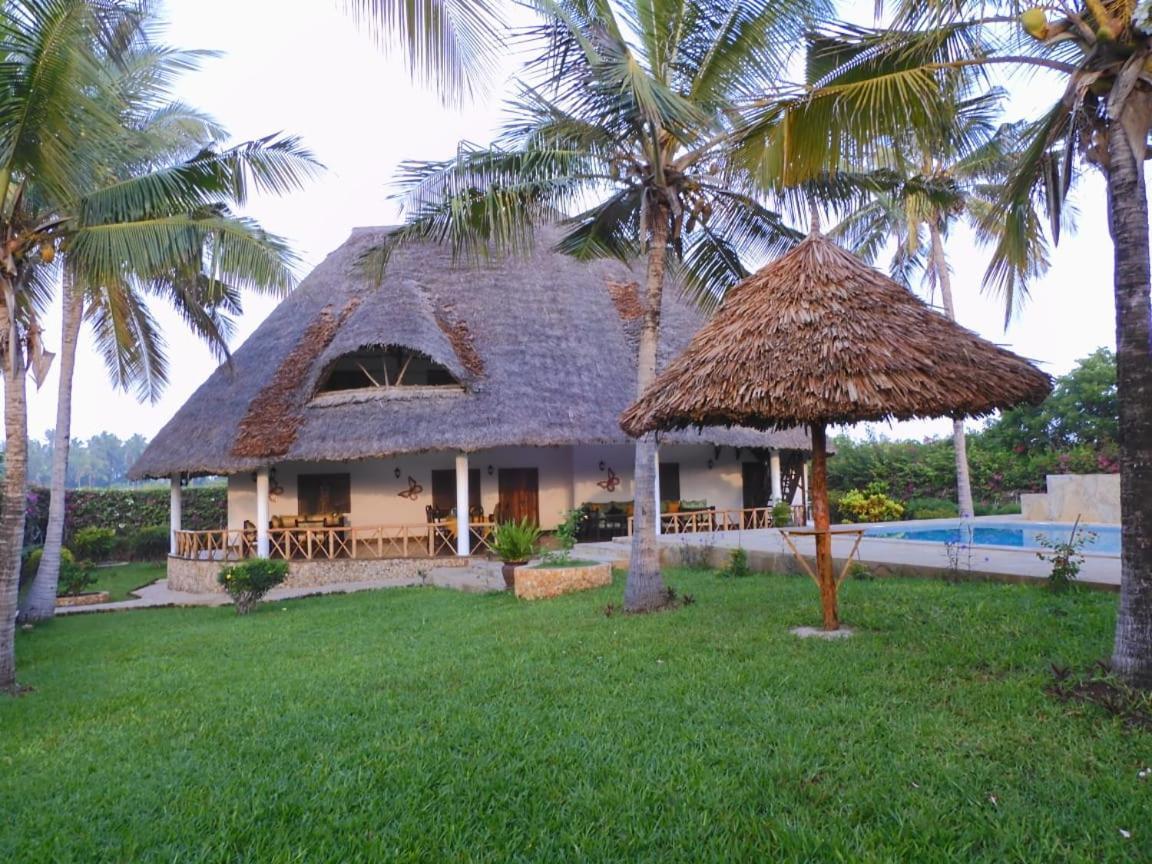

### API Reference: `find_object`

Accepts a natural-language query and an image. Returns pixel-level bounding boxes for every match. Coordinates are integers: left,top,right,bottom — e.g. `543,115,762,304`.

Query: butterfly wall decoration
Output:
596,468,620,493
397,476,424,500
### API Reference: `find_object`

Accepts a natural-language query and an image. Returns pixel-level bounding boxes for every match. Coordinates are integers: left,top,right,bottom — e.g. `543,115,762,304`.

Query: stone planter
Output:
56,591,111,608
513,562,612,600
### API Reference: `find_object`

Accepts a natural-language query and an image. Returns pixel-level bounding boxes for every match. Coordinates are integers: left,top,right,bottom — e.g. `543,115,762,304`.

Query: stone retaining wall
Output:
167,556,467,594
1021,474,1120,524
513,562,612,600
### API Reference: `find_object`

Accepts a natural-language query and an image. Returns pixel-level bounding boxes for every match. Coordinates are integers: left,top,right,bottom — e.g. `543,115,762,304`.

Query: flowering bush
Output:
218,559,289,615
837,482,905,524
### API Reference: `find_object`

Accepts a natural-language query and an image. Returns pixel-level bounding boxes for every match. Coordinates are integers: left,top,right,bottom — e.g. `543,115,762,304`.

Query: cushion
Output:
625,502,634,517
323,516,342,528
680,500,709,511
606,506,623,516
662,500,681,514
270,515,283,529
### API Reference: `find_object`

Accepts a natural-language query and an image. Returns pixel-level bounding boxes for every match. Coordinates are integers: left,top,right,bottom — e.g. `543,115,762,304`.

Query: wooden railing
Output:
627,505,808,536
173,521,496,562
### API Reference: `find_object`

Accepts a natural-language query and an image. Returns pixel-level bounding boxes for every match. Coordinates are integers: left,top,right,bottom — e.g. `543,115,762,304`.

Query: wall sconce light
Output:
394,467,401,479
706,459,714,470
487,465,495,476
598,460,606,471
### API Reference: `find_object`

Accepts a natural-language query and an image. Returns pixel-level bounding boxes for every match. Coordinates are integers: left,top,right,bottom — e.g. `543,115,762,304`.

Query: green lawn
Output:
89,562,164,601
2,570,1149,862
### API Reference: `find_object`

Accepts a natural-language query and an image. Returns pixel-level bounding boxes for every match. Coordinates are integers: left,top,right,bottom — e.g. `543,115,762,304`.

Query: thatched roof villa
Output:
132,225,812,590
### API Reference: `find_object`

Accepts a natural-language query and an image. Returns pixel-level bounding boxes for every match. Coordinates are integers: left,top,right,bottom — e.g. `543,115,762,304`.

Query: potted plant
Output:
491,518,542,589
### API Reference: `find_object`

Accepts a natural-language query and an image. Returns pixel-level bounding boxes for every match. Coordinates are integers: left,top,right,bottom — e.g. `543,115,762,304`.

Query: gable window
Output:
317,345,461,394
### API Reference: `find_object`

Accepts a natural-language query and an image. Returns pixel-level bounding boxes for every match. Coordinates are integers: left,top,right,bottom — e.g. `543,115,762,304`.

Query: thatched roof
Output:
131,225,811,479
621,231,1052,436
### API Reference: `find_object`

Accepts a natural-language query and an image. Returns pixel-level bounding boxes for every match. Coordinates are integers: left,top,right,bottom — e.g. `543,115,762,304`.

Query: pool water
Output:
863,521,1121,555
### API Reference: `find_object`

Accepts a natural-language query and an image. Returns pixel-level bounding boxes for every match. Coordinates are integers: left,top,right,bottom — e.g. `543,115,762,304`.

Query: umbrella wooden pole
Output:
810,422,839,630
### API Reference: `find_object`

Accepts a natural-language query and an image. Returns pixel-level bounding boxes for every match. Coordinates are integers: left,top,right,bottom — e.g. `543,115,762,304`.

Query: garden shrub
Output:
974,500,1023,517
21,546,74,586
904,497,959,520
129,525,170,561
1036,521,1098,592
218,559,289,615
492,519,541,564
719,547,752,578
72,527,117,562
58,558,97,597
541,508,582,566
771,501,792,527
837,482,905,523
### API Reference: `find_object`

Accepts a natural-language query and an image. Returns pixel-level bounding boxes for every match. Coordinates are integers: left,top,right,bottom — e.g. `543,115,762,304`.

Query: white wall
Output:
227,444,776,530
228,446,577,530
659,444,749,511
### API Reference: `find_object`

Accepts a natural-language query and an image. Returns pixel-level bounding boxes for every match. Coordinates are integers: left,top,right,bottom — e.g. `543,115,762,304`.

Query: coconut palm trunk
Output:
1106,92,1152,688
0,284,29,693
626,201,671,612
928,223,975,519
20,274,83,622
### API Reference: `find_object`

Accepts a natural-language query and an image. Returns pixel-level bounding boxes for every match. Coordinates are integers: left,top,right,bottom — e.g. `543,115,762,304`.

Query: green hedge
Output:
828,435,1114,511
21,485,226,550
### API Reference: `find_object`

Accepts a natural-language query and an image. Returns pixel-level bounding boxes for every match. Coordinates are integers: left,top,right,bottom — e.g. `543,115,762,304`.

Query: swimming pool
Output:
863,521,1121,555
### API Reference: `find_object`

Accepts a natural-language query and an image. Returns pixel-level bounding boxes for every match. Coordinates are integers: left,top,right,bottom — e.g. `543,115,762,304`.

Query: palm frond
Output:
344,0,505,105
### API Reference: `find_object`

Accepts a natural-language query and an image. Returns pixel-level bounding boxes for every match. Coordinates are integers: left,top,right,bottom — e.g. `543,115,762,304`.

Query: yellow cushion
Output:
270,515,283,529
663,500,681,514
625,502,634,517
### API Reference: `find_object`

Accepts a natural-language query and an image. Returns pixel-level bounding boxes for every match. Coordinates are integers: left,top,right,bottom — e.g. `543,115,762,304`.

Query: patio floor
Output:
604,517,1121,589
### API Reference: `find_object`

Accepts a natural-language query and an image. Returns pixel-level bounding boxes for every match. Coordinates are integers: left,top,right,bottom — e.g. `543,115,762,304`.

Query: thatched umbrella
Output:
621,224,1052,630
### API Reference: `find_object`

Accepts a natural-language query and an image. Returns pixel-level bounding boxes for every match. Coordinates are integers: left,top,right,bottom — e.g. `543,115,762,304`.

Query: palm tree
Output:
749,3,1152,686
388,0,820,611
0,1,318,690
830,89,1054,519
18,41,318,623
0,0,140,693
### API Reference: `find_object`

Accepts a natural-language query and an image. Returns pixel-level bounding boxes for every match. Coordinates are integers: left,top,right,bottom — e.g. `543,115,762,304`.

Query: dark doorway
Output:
431,469,482,514
298,473,351,516
658,462,681,501
498,468,540,524
742,462,769,509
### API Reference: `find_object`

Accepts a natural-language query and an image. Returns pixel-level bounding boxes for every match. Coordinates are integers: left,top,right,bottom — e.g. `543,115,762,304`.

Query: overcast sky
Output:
18,1,1125,446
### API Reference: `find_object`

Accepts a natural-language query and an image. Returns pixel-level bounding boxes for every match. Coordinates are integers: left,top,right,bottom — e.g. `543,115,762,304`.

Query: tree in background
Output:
829,349,1120,515
0,1,318,688
18,32,319,624
829,84,1056,518
986,347,1117,453
388,0,818,611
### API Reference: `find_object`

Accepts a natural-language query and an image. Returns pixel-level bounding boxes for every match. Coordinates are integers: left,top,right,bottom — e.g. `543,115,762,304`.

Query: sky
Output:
18,0,1125,447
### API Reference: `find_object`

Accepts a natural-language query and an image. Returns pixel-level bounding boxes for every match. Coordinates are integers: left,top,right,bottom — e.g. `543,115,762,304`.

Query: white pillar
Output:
256,467,270,558
769,449,783,503
654,447,662,536
169,475,182,556
456,452,471,557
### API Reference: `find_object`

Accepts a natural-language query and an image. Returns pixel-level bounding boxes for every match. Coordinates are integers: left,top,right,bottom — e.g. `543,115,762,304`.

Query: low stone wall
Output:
513,562,613,600
1021,474,1120,524
167,556,467,594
